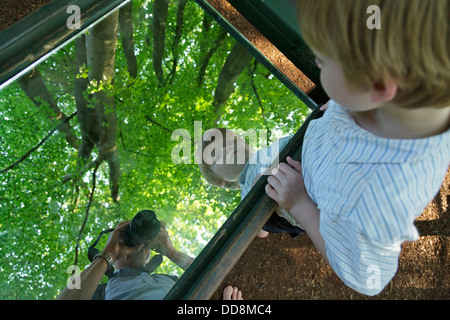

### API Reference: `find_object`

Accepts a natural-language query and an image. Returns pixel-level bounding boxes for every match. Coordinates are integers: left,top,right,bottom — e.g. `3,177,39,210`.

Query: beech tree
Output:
0,0,309,299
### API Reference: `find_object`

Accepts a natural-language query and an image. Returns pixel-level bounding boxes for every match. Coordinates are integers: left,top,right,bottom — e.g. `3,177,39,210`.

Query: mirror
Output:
0,0,312,299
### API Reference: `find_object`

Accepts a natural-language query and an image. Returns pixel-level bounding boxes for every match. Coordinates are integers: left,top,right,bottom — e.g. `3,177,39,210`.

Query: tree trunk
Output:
86,10,121,202
119,1,138,78
74,34,100,161
17,68,80,149
213,43,253,124
152,0,170,85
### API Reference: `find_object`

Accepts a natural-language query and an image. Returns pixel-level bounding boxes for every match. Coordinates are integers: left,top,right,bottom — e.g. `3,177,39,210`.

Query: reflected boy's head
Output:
197,128,253,190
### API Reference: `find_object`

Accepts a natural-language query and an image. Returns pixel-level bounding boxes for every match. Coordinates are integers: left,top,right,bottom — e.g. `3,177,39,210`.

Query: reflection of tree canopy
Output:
0,0,309,299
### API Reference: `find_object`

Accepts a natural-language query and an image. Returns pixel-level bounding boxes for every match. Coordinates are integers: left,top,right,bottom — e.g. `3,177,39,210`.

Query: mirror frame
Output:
0,0,130,89
0,0,328,300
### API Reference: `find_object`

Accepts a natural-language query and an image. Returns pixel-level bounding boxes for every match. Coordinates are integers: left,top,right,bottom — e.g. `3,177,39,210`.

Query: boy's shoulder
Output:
311,100,450,163
306,101,450,238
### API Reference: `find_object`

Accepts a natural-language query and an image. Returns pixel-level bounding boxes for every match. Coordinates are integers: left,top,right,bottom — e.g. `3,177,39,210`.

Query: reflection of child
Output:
197,128,251,190
197,128,304,238
265,0,450,295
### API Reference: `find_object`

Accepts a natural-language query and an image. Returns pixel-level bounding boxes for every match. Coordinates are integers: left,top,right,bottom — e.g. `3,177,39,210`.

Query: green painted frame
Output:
0,0,130,89
226,0,328,105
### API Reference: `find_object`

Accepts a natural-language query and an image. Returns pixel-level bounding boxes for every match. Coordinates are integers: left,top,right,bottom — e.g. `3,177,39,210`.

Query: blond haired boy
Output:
266,0,450,295
197,128,253,190
198,128,306,238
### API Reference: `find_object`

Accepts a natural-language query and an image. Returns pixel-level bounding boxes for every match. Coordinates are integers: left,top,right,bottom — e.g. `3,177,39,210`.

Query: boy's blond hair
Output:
296,0,450,109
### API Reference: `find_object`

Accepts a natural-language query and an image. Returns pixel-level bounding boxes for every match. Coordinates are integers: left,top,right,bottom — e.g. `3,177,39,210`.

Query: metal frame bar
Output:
193,0,318,110
0,0,130,89
226,0,328,105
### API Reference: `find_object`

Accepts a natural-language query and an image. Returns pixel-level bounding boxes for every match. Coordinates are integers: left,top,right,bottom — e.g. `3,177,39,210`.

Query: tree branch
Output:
74,162,100,267
213,42,253,124
145,115,191,140
17,68,80,149
0,113,77,174
119,130,152,158
167,0,188,85
249,60,271,138
197,29,227,87
145,115,174,135
63,157,101,183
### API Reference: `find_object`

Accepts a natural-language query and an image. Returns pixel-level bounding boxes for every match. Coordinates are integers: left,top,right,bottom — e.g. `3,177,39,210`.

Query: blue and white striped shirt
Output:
302,100,450,295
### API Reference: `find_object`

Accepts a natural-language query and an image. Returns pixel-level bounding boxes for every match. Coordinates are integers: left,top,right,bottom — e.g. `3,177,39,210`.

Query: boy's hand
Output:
265,156,306,211
266,157,328,264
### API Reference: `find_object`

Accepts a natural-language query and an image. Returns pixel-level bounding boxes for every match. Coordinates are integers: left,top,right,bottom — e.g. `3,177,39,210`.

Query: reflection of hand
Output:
104,221,143,261
147,221,174,257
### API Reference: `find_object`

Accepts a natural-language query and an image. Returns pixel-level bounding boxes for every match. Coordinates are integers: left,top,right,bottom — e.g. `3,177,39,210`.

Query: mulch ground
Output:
0,0,53,31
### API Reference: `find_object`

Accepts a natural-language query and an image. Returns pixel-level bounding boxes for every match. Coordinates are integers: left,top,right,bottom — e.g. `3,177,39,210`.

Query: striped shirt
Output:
301,100,450,295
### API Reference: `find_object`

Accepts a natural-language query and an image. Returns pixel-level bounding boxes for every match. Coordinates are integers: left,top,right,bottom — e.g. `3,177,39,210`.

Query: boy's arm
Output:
265,157,328,263
266,158,400,295
286,192,328,264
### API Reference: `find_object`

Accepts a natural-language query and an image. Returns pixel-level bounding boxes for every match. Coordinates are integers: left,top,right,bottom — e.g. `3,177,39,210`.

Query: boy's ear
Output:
370,77,398,104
